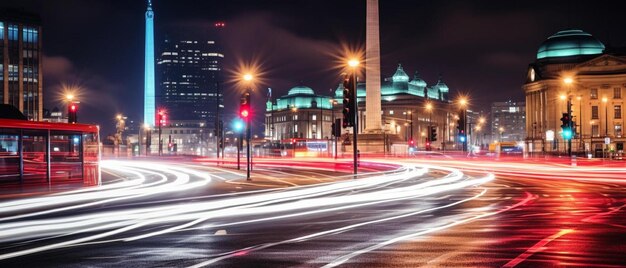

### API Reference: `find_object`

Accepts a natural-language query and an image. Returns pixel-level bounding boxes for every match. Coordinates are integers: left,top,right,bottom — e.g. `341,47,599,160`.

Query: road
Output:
0,157,625,267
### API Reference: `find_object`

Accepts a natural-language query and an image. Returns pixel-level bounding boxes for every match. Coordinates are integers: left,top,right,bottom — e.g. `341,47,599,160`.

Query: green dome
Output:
287,85,315,95
537,29,604,59
392,64,409,82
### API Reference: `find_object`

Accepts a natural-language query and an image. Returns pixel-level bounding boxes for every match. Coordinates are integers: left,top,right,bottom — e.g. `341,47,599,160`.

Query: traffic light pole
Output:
352,72,358,175
246,116,251,180
567,99,572,156
237,131,242,170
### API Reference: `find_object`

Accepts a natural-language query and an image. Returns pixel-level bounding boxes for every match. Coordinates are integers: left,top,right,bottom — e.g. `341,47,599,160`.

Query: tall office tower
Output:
156,39,223,125
0,9,43,121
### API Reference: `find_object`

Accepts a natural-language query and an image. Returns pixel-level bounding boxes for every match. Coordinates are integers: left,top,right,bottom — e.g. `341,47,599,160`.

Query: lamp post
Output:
329,99,338,159
115,114,126,157
348,58,359,175
408,110,413,142
426,102,433,150
602,96,609,159
242,73,254,180
291,106,298,138
499,127,504,142
577,96,583,153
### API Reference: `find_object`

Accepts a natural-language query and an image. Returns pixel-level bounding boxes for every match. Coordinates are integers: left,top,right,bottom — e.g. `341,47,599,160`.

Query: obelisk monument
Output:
365,0,382,133
144,0,156,126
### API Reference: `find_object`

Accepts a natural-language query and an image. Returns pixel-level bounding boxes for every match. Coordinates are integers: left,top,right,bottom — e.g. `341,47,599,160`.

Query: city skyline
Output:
2,1,626,134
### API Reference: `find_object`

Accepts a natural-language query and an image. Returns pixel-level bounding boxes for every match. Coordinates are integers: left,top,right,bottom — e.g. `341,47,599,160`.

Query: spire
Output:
413,71,421,80
147,0,152,8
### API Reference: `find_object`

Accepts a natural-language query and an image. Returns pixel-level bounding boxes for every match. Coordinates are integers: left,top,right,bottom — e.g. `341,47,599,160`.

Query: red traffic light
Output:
409,139,415,145
70,104,77,111
240,109,249,118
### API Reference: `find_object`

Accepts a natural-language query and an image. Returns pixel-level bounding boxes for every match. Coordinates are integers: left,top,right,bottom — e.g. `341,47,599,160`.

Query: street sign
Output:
605,137,610,144
546,130,554,141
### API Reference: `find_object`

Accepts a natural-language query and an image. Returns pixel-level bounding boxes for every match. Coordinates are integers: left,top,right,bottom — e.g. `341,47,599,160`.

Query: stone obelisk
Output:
365,0,382,133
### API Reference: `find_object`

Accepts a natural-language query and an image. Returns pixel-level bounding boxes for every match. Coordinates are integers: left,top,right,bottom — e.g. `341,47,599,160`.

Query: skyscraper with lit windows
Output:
156,39,223,125
0,9,43,121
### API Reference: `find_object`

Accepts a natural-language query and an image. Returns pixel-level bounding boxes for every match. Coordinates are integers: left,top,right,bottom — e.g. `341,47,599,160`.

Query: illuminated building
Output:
264,85,334,140
265,65,458,150
523,29,626,156
144,0,155,126
0,9,43,121
490,101,526,142
156,39,223,125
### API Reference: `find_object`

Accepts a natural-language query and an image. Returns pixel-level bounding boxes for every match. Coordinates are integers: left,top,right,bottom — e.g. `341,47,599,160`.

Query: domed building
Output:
523,29,626,157
264,65,462,152
265,84,334,140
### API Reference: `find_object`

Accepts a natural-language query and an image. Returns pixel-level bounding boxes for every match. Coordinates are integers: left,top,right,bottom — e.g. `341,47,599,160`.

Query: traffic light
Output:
240,92,251,121
332,119,342,137
456,111,466,143
409,139,415,147
560,112,572,140
157,110,167,127
342,74,355,128
68,103,78,124
429,126,437,141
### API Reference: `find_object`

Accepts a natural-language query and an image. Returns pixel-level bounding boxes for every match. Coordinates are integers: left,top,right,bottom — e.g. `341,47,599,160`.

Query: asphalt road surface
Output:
0,158,625,267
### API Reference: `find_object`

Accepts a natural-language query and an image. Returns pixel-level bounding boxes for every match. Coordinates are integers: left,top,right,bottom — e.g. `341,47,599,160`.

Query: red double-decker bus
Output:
0,119,100,189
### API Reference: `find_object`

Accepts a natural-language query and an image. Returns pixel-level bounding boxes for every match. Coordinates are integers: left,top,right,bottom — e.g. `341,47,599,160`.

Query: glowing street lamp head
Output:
425,103,433,111
479,117,486,124
116,114,123,120
459,98,467,107
560,94,567,100
143,123,151,130
563,77,574,85
243,73,253,82
66,94,74,101
602,97,608,103
348,59,360,68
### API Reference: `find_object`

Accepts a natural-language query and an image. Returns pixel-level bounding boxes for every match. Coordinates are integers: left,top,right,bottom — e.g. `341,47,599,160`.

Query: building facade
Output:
265,85,334,140
490,101,526,142
156,39,223,127
265,65,461,150
523,29,626,156
0,10,43,121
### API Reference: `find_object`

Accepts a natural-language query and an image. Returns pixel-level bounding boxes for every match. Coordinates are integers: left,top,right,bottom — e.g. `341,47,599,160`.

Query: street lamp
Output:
425,102,433,150
241,73,255,180
115,114,126,157
329,99,338,159
347,58,360,175
602,97,608,136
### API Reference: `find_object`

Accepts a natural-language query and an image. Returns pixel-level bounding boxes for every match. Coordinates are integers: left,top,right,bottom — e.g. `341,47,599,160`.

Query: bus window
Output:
0,129,20,184
83,132,100,186
22,130,48,185
50,131,83,183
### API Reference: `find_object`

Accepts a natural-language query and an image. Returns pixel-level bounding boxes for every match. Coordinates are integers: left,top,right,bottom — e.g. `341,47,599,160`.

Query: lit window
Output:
312,115,317,121
614,88,622,99
591,106,599,119
590,88,598,99
615,105,622,119
389,110,394,115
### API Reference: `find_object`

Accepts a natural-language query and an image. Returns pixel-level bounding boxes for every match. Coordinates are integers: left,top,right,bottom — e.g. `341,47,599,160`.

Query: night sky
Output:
4,0,626,135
